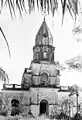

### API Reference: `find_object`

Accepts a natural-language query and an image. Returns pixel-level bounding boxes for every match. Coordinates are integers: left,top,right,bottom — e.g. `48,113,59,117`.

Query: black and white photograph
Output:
0,0,82,120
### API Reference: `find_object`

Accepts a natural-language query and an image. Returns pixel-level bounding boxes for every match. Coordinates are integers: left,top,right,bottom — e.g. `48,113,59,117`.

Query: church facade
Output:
1,18,79,117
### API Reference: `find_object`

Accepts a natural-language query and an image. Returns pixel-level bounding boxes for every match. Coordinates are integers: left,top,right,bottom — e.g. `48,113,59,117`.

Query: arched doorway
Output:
11,99,20,116
11,99,19,107
39,99,49,115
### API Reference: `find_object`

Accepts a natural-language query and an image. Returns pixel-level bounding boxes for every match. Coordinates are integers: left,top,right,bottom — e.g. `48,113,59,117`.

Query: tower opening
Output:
40,72,48,86
39,99,48,115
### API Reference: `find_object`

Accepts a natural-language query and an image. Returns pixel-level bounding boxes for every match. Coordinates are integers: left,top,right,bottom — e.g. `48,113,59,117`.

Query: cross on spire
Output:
44,16,45,21
42,11,47,21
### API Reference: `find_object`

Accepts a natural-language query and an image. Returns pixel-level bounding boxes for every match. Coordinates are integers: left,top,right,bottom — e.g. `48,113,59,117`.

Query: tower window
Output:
40,73,48,85
42,38,48,45
56,70,60,75
43,52,47,59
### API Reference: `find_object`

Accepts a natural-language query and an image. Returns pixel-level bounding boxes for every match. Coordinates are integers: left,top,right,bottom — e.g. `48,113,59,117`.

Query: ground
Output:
0,115,54,120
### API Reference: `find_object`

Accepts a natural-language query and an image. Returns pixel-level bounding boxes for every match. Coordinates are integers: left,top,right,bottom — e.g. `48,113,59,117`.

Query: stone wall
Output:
31,62,60,77
30,87,58,105
2,90,31,115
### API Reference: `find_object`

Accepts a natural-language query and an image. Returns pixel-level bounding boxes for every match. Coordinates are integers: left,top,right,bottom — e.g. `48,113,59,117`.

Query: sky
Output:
0,5,82,90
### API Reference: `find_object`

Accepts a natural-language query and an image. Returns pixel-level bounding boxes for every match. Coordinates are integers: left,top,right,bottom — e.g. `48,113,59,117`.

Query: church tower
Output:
21,18,60,88
2,18,76,117
33,17,55,62
2,18,63,117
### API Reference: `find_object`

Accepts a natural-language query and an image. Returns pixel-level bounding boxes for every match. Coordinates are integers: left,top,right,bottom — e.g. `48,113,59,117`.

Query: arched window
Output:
43,52,47,59
40,73,48,86
11,99,19,108
43,46,48,60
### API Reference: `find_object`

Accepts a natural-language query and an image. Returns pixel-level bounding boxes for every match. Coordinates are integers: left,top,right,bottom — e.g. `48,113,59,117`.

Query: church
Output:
1,18,79,117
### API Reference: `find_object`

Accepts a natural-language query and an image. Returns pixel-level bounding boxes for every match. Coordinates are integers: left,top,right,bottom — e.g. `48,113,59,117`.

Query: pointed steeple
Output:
35,18,53,46
33,18,55,62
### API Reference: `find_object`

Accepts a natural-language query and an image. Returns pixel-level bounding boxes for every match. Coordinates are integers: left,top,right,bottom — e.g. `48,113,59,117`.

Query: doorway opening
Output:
11,99,20,116
39,99,48,115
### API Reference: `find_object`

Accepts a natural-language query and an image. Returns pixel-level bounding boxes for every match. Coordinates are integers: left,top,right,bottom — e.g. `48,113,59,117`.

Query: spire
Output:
33,17,55,62
35,17,53,46
43,10,46,21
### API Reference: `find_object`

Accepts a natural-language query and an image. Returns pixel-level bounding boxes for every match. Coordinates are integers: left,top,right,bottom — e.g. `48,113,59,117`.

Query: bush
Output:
0,109,7,116
11,107,22,116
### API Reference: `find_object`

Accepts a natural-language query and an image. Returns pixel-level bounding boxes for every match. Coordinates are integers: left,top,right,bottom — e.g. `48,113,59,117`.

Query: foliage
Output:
55,61,66,71
0,103,8,117
0,67,9,83
65,55,82,71
11,107,22,116
61,98,75,117
0,109,7,116
0,27,11,58
55,112,70,119
0,0,81,59
72,25,82,40
0,98,8,117
0,0,80,20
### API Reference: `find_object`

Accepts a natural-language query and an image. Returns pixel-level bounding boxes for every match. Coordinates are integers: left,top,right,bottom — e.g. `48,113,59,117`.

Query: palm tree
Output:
61,99,75,117
0,67,9,84
69,84,79,114
0,27,11,58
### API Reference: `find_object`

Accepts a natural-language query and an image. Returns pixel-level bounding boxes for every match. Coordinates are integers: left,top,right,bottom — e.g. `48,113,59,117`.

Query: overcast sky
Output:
0,6,82,90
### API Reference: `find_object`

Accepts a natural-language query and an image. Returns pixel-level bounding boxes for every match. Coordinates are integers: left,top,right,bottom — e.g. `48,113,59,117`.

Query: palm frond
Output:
68,0,78,21
0,0,80,21
7,0,13,18
1,0,3,9
0,67,9,83
19,0,23,11
0,27,11,58
40,0,43,11
67,5,74,20
28,0,31,14
21,0,27,13
0,0,81,22
51,0,58,16
9,0,16,16
47,0,49,14
37,0,39,10
16,0,22,17
61,0,67,24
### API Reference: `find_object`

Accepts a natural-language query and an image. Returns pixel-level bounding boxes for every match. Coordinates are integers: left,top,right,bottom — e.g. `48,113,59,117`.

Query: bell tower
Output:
33,18,55,62
21,17,60,89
